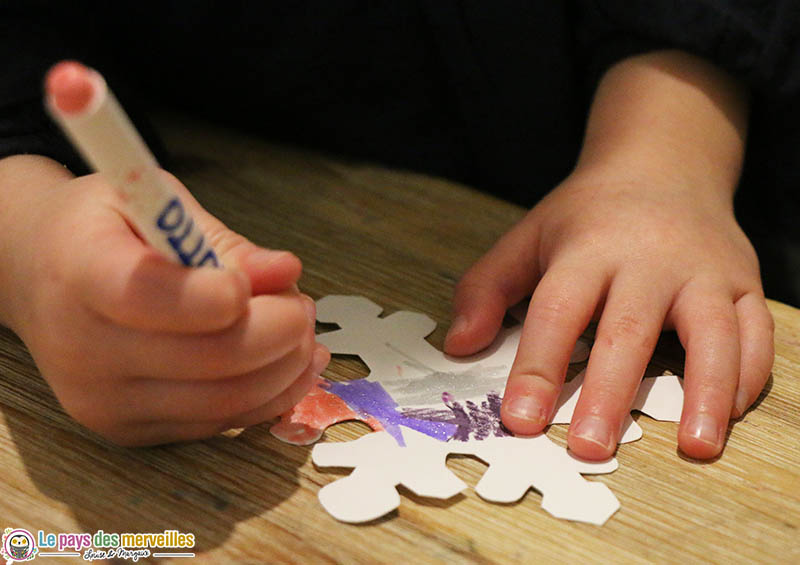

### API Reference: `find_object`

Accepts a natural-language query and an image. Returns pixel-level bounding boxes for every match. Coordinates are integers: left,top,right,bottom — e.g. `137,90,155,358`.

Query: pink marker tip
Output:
46,60,95,114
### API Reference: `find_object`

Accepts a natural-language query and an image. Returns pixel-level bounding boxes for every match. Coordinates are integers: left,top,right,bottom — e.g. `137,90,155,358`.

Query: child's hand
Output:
445,174,773,460
0,155,329,446
444,51,774,460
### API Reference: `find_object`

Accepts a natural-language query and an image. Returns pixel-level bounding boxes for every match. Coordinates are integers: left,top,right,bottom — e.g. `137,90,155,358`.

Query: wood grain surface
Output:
1,115,798,564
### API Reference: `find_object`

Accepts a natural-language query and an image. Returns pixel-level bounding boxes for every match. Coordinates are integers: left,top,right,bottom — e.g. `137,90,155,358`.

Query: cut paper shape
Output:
552,371,684,443
270,377,384,445
313,426,619,525
271,296,684,526
315,295,460,381
313,295,679,445
313,427,467,523
450,436,619,524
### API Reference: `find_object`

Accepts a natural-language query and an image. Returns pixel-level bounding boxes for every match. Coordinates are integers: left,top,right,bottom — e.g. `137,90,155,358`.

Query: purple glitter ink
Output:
401,391,509,441
326,379,457,446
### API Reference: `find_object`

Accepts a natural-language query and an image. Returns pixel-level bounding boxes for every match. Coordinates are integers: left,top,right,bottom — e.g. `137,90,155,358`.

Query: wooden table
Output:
1,116,798,564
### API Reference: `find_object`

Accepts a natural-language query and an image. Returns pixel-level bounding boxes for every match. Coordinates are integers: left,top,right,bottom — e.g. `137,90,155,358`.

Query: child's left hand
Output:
445,169,773,460
443,50,775,460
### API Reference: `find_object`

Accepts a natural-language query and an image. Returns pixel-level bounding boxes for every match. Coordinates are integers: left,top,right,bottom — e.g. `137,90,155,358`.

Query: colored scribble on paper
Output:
401,391,509,441
325,379,458,445
270,377,384,445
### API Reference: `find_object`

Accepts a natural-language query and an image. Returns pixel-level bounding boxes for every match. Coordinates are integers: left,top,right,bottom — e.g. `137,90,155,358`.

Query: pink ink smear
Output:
270,377,384,445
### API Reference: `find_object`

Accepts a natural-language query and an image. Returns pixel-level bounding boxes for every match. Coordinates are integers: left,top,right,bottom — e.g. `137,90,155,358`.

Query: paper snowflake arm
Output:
313,329,363,356
313,428,466,523
449,436,619,525
314,427,619,525
275,296,684,527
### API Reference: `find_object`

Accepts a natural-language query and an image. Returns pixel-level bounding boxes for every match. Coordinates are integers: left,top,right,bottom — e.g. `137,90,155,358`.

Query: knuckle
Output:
454,274,497,302
529,294,573,325
208,229,250,259
298,333,316,366
581,377,635,412
599,313,653,352
292,340,317,378
455,266,481,288
610,313,648,338
705,310,738,339
695,381,725,402
283,298,312,340
210,272,250,327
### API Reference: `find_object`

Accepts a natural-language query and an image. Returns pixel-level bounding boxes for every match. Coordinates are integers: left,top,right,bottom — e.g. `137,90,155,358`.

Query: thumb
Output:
164,172,303,295
444,214,541,356
212,235,303,296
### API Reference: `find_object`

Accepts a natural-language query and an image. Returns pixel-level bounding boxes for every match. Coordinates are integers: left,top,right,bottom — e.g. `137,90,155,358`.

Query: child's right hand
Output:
0,155,329,445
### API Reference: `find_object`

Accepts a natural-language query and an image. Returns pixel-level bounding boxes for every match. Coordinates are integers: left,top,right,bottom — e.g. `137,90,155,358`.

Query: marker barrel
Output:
46,68,220,268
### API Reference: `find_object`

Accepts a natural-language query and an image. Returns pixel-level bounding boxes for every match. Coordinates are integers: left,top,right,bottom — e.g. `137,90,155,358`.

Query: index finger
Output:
501,266,605,434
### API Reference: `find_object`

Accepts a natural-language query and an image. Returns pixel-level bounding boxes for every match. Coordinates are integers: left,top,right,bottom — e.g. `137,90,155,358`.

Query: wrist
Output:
573,50,749,208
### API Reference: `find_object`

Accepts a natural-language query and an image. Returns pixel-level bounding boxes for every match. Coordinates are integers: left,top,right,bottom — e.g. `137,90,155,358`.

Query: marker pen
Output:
45,60,220,268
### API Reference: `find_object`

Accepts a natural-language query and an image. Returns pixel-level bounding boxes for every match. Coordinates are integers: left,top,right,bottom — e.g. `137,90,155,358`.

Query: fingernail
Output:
505,396,547,425
246,249,288,271
734,389,749,417
686,412,722,448
302,295,316,326
571,416,614,451
445,314,469,343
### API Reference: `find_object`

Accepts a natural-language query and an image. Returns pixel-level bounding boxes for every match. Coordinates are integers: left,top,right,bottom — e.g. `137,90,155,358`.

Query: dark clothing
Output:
2,1,799,304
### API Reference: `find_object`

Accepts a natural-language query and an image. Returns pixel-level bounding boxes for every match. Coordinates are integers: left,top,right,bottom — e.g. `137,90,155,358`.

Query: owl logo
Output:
9,534,29,559
1,528,37,562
